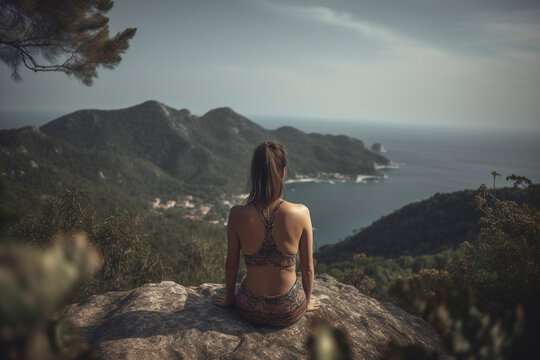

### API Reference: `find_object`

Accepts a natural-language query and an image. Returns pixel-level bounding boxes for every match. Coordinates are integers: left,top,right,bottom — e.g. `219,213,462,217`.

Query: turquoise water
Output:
252,116,540,248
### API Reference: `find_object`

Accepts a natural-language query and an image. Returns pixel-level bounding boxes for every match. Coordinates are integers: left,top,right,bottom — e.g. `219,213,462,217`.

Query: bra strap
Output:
254,205,270,227
268,200,284,226
254,200,284,229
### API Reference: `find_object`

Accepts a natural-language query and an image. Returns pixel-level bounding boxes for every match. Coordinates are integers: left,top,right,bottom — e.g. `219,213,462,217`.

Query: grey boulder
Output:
60,274,445,359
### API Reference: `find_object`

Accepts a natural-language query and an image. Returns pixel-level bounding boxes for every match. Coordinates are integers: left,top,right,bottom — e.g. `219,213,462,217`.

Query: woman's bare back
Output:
230,200,311,296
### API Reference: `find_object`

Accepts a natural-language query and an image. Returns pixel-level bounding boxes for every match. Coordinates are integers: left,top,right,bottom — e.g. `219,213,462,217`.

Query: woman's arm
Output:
299,205,314,303
299,206,321,312
213,206,241,308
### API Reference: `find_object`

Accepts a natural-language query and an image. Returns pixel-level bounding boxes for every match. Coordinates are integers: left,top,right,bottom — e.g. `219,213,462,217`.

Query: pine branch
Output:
0,0,136,85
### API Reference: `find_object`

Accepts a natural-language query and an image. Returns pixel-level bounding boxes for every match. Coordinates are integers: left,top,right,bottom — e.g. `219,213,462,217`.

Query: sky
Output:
1,0,540,128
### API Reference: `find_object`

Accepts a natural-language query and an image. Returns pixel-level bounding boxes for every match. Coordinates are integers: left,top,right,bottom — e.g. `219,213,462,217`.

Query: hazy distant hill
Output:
0,125,211,213
1,101,390,213
40,101,389,190
315,187,530,263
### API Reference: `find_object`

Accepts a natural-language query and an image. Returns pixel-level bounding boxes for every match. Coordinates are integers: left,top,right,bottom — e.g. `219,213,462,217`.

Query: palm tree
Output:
491,170,501,190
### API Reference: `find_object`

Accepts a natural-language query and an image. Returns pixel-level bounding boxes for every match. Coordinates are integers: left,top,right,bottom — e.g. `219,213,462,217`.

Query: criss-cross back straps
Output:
254,200,283,229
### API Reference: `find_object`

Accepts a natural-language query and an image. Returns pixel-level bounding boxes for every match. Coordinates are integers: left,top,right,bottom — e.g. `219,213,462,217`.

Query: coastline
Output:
374,161,400,170
355,174,388,182
285,174,388,185
284,160,398,185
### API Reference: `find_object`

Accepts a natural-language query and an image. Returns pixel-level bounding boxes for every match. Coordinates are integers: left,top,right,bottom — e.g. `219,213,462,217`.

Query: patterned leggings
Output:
236,279,307,327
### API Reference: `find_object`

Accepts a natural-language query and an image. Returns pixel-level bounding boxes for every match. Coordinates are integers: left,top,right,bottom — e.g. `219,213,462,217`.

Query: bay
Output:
252,116,540,248
2,111,538,249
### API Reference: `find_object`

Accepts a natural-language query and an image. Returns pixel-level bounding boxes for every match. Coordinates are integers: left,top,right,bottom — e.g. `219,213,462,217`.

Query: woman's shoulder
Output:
229,203,251,216
230,201,308,214
280,200,310,215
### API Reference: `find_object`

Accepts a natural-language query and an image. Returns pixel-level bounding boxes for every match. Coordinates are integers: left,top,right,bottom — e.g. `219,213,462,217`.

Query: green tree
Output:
7,188,167,300
343,253,376,295
388,174,539,359
456,178,540,314
388,269,524,360
0,234,103,359
0,0,136,85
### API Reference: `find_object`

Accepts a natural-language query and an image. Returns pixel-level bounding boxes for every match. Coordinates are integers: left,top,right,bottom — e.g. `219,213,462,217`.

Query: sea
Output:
252,116,540,249
2,112,539,249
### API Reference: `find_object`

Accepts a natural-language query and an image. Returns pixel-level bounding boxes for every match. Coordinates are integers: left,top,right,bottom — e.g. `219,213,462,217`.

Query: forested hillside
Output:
39,100,390,193
0,101,390,300
1,101,390,217
316,180,539,358
315,187,530,263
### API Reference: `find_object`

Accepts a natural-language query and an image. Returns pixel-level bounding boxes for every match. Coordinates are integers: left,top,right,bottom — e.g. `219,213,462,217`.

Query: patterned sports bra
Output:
243,200,296,268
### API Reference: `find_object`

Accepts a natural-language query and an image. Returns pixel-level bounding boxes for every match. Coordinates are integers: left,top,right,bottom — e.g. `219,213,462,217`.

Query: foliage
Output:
0,103,389,218
306,319,352,360
0,0,136,85
452,178,539,314
7,188,93,247
142,212,249,285
385,174,540,359
143,212,229,285
316,187,530,261
316,248,458,300
387,268,452,314
342,253,376,295
317,174,539,358
0,125,210,217
80,212,167,298
3,183,234,291
6,188,167,301
387,272,524,360
38,103,389,194
0,233,102,360
0,103,394,290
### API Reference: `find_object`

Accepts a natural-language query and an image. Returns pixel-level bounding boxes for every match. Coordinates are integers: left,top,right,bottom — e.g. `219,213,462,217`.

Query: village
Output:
151,170,391,226
151,193,247,226
285,171,387,184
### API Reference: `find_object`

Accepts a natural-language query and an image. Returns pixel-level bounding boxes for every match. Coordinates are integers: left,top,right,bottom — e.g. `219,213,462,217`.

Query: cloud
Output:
259,1,466,66
261,1,417,50
290,6,409,46
261,1,540,57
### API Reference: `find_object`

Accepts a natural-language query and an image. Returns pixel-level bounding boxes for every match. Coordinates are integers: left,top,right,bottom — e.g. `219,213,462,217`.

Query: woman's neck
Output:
253,198,283,210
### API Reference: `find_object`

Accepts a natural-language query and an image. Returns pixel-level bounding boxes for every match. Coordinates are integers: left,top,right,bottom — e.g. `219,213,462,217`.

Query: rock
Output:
371,143,386,153
59,274,446,359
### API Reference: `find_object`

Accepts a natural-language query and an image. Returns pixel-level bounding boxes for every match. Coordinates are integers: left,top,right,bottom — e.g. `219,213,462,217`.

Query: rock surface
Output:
60,274,446,359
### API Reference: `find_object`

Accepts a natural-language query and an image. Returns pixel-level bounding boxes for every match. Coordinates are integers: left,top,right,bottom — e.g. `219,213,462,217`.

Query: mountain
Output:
1,101,391,213
0,125,207,213
40,101,390,189
315,187,531,263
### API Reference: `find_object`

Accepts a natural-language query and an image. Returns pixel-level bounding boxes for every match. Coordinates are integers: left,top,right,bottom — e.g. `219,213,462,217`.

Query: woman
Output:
213,141,320,326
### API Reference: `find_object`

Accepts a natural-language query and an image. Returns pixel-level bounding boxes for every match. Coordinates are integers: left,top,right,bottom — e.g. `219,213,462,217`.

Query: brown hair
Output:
247,141,287,206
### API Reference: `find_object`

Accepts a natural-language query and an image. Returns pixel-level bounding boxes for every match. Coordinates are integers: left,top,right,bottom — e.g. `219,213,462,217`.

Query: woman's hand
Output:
212,296,235,308
306,298,321,312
